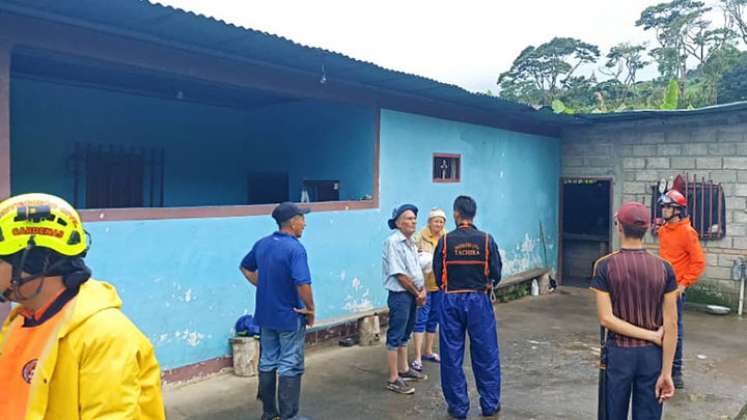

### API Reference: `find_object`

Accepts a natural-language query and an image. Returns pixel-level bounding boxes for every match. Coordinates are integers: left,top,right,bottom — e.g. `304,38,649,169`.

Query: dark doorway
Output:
247,172,289,205
560,178,612,288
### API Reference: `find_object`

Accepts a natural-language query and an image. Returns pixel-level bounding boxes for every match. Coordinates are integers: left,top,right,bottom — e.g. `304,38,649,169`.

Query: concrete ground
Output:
165,286,747,419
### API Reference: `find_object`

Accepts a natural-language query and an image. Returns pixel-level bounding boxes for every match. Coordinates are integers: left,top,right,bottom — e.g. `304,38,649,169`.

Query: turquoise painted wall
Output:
245,100,375,202
10,79,374,206
379,110,560,276
10,96,559,369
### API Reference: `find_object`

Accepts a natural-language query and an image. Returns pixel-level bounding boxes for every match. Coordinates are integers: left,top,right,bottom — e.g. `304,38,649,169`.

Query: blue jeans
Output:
673,292,685,378
414,290,442,333
259,316,306,376
386,291,416,351
605,342,663,420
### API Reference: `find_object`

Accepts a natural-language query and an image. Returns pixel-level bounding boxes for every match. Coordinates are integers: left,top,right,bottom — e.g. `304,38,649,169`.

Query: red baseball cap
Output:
616,202,651,227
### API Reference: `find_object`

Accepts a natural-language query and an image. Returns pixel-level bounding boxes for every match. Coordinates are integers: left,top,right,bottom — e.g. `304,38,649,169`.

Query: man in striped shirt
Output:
591,202,679,420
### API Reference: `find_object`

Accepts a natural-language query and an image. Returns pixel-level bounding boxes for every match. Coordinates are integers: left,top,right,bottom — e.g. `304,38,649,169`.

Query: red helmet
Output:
658,190,687,208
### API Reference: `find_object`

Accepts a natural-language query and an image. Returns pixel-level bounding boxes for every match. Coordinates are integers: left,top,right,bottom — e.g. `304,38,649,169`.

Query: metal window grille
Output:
70,142,165,209
650,174,726,240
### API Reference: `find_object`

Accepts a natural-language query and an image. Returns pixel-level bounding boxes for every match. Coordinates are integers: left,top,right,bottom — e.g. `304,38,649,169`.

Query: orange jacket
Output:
658,218,705,287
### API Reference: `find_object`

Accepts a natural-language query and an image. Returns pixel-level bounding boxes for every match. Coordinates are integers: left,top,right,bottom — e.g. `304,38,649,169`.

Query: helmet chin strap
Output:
0,236,67,303
663,207,681,222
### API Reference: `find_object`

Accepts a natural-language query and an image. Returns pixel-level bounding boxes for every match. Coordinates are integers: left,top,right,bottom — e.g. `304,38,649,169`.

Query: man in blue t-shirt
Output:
240,202,315,420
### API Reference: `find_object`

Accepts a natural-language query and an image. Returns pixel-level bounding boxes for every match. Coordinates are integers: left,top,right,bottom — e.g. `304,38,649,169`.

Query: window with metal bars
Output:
71,142,164,209
650,176,726,240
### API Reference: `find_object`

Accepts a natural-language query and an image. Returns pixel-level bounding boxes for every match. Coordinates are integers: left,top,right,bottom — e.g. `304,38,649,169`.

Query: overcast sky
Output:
157,0,677,93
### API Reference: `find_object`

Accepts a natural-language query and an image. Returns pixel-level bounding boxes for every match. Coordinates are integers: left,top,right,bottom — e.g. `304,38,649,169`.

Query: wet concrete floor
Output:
165,286,747,419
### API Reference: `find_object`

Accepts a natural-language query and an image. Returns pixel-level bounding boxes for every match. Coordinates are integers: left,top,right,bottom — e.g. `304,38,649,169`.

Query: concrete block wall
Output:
561,111,747,307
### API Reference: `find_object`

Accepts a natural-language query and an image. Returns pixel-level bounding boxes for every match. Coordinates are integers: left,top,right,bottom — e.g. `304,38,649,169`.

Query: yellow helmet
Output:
0,193,88,257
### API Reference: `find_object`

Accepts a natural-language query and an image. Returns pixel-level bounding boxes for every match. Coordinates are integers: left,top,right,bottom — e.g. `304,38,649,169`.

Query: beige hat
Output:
428,208,447,221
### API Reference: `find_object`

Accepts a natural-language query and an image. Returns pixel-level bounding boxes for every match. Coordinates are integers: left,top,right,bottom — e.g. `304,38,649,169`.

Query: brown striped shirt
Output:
591,249,678,347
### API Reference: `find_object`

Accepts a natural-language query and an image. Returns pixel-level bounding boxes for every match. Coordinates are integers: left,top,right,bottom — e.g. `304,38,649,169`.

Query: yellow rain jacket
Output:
0,279,165,419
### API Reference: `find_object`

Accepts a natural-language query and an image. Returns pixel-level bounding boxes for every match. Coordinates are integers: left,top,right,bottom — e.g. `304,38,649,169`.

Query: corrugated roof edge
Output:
574,101,747,123
11,1,745,128
144,1,537,112
0,0,574,131
138,3,747,126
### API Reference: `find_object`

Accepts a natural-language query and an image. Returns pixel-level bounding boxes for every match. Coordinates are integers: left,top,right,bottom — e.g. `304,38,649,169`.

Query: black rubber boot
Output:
673,375,685,389
258,370,279,420
278,374,309,420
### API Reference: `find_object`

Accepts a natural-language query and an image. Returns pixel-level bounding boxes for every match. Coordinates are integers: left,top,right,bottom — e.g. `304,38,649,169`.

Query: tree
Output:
497,37,600,106
558,75,598,109
697,44,742,104
595,79,628,108
717,51,747,102
636,0,712,96
722,0,747,45
689,25,737,65
496,73,545,106
602,43,650,103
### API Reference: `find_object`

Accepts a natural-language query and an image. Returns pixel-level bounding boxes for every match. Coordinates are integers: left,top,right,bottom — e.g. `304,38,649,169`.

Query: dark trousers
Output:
606,342,663,420
439,292,501,417
673,292,685,378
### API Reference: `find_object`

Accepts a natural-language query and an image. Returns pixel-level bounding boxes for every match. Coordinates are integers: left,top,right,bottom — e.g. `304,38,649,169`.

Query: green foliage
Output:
603,43,649,99
717,51,747,103
693,45,743,104
495,0,747,113
551,99,576,115
661,79,680,109
497,37,600,107
558,75,598,109
722,0,747,45
686,283,738,309
636,0,713,101
494,283,530,303
551,99,567,113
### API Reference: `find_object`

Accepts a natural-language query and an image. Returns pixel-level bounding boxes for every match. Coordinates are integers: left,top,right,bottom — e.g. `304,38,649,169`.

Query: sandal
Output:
410,360,423,372
422,353,440,363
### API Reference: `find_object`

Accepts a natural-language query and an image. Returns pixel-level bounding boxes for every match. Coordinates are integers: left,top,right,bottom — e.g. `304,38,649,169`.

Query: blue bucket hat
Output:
388,204,418,230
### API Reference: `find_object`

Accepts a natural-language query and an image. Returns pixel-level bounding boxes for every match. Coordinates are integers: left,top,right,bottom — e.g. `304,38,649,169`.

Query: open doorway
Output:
560,178,612,288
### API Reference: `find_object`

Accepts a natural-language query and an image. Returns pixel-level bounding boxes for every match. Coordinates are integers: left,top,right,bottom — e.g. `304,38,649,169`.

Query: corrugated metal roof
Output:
0,0,576,134
574,101,747,123
11,47,297,110
3,0,744,130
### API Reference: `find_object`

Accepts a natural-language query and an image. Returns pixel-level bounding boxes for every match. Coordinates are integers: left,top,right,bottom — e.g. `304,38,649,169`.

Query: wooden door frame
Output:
558,176,614,285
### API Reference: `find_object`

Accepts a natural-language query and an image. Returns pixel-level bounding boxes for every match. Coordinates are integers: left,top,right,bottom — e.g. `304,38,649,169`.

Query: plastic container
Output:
230,336,259,377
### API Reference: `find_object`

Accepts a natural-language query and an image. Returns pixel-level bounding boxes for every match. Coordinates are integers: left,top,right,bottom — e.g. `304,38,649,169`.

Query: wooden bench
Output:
307,267,553,346
496,267,552,291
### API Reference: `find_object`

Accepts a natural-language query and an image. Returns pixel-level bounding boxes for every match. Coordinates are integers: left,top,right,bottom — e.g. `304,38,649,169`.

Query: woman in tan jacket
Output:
411,208,447,371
